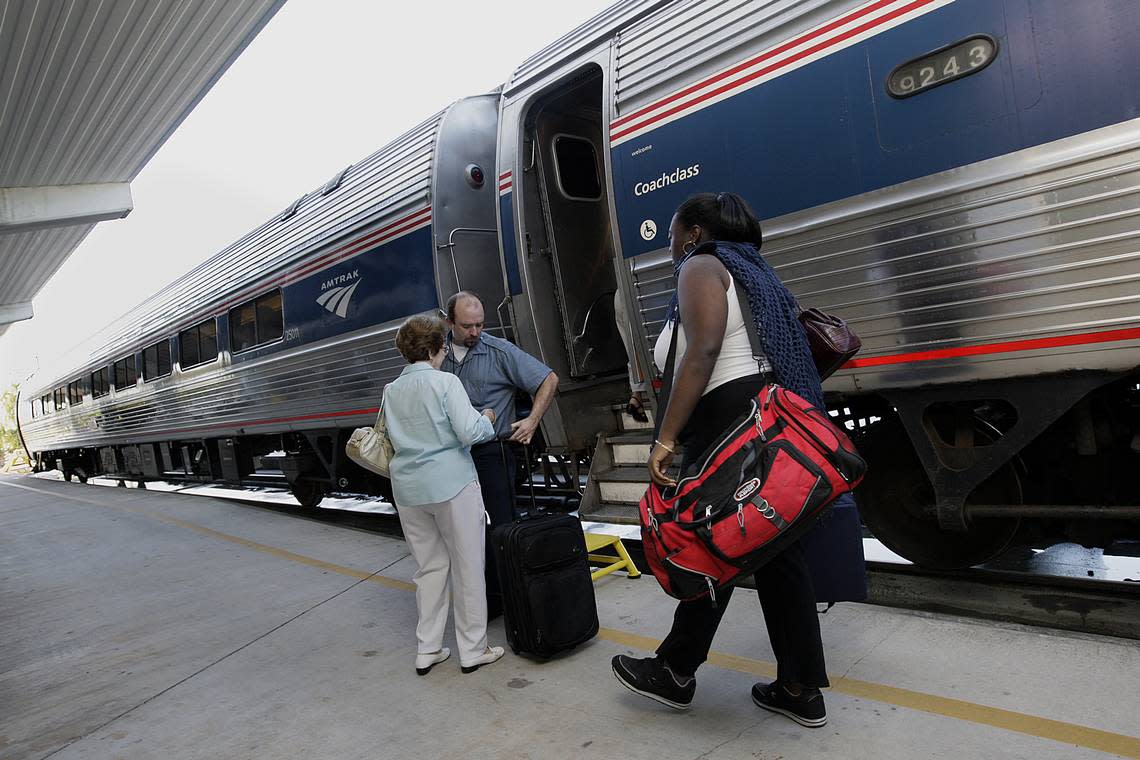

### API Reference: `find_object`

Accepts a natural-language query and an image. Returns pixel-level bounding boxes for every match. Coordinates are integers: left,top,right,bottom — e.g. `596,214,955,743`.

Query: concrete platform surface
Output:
2,475,1138,760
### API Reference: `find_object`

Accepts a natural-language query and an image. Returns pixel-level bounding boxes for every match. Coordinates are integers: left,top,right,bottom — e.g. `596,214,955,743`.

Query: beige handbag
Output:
345,387,394,477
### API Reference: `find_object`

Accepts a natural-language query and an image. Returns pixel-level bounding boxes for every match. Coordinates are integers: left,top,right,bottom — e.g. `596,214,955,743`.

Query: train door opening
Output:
521,68,627,381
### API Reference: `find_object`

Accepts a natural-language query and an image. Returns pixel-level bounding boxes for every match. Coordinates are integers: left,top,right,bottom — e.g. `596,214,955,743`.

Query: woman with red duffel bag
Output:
612,192,865,727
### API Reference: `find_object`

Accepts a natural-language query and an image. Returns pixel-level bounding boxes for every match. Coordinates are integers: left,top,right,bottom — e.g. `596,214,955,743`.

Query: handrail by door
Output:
436,227,497,292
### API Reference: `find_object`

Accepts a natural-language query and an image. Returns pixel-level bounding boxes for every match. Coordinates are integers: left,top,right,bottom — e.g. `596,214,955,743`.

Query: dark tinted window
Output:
200,319,218,361
231,302,257,352
92,367,110,398
67,378,87,405
179,318,219,369
180,327,199,368
553,135,602,200
41,394,51,414
144,339,172,381
230,290,283,352
256,291,283,343
53,388,65,411
113,356,137,390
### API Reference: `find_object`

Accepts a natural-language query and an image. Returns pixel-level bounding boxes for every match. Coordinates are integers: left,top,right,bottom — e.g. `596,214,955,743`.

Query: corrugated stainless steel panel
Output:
613,0,858,117
19,320,409,452
626,120,1140,391
28,111,443,396
0,0,286,186
504,0,670,96
764,120,1140,389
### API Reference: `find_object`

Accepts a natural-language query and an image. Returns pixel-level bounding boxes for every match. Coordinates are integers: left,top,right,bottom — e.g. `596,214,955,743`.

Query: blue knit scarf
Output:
666,240,824,408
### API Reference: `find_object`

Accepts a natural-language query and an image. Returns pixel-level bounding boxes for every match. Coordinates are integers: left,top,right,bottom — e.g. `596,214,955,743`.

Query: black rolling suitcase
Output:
491,512,599,658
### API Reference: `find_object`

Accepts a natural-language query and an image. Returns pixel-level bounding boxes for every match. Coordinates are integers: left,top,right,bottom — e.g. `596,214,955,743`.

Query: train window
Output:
231,303,257,352
92,367,110,398
179,318,219,369
143,339,172,381
552,135,602,201
53,387,66,411
30,398,37,418
113,355,137,391
41,394,51,414
256,291,283,343
230,290,283,352
887,36,998,99
67,378,87,406
200,319,218,361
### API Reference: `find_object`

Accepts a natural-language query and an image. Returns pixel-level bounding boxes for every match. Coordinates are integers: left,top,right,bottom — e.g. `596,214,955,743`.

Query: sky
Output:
0,0,617,389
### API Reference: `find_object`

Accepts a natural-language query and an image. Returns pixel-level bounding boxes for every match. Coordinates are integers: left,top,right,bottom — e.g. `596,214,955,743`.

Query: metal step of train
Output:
578,405,680,526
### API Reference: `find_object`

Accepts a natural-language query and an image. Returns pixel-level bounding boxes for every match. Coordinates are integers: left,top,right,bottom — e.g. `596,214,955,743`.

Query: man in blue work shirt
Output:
441,291,559,616
441,291,559,528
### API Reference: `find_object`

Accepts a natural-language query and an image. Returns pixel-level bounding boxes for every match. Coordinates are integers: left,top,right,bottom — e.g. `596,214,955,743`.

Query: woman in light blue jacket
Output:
385,314,503,675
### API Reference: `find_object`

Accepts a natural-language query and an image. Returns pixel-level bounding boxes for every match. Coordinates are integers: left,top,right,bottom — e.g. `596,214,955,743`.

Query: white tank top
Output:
653,275,769,396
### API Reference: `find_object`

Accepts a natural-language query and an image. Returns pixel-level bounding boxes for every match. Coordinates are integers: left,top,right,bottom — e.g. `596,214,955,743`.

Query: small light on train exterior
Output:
465,164,485,188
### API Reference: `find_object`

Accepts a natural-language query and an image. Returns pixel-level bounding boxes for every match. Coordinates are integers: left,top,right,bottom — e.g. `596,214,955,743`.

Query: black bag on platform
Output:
491,512,599,658
490,517,597,660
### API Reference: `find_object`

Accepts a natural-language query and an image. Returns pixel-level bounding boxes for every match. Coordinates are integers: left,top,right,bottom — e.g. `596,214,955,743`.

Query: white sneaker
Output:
414,647,450,676
460,645,505,673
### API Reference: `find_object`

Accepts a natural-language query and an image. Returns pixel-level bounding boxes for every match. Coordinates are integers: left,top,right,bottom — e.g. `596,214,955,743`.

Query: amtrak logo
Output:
316,273,362,319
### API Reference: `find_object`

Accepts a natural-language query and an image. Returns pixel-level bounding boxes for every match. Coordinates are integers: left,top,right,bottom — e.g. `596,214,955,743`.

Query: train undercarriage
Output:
852,370,1140,568
31,369,1140,570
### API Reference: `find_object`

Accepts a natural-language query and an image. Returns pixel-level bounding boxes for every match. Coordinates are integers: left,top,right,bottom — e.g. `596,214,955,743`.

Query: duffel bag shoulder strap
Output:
653,318,681,440
733,280,768,374
656,281,763,438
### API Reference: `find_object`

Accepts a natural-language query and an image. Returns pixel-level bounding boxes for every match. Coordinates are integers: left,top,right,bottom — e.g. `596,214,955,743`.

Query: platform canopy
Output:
0,0,287,339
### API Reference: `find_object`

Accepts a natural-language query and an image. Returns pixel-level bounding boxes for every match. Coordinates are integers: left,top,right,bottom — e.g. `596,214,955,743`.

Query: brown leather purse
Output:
798,308,861,379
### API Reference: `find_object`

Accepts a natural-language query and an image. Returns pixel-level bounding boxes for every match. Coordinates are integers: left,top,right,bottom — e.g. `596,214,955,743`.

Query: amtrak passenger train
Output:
18,0,1140,568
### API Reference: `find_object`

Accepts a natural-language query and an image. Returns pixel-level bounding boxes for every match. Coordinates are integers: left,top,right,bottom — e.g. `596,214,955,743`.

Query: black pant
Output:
471,441,516,527
656,375,828,688
471,441,516,606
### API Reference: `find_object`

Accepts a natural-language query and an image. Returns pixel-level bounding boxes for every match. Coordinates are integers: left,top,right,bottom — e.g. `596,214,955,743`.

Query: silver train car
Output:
18,0,1140,568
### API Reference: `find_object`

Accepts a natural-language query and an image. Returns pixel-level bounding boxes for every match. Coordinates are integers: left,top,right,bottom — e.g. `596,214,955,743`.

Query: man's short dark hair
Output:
446,291,484,322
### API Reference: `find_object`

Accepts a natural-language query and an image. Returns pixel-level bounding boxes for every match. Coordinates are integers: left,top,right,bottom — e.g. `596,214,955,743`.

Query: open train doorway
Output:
520,67,627,383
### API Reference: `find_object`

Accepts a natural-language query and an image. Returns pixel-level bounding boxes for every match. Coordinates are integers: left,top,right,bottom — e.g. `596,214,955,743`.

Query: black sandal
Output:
625,395,649,423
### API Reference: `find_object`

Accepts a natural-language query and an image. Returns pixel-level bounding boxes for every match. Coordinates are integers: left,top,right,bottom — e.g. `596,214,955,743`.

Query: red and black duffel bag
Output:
640,385,866,603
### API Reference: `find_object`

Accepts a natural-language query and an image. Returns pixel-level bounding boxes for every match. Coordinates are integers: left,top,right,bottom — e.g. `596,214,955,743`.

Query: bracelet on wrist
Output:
654,439,676,454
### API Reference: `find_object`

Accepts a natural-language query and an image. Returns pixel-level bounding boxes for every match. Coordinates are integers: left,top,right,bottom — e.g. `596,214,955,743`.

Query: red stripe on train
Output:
843,327,1140,369
142,406,382,439
611,0,936,142
610,0,901,130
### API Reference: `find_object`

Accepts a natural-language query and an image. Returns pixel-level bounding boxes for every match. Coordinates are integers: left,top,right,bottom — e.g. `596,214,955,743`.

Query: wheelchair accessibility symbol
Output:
640,219,657,241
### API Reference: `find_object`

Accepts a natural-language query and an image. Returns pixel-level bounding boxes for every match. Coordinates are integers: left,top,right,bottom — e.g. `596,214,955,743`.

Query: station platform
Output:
2,475,1138,760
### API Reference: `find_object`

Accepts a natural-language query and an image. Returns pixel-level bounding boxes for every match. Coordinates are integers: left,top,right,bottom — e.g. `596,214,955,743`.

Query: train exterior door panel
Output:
431,93,509,334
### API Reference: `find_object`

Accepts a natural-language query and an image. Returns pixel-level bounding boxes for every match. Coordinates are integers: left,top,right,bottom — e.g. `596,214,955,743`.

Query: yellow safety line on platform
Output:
596,628,1139,758
0,479,414,592
5,478,1138,758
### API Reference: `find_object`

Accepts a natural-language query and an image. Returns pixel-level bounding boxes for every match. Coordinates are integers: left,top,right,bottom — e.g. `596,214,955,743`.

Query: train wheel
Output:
856,417,1021,569
291,481,326,510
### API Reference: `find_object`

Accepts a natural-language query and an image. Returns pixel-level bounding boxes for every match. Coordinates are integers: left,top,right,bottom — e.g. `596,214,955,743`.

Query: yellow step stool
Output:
584,531,642,581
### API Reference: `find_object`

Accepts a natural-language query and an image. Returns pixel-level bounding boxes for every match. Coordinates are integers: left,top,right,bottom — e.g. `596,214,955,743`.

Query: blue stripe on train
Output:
612,0,1140,258
231,225,437,363
500,193,523,295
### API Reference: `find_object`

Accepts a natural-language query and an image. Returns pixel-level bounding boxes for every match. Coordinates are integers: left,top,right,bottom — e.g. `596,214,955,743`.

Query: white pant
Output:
396,480,489,664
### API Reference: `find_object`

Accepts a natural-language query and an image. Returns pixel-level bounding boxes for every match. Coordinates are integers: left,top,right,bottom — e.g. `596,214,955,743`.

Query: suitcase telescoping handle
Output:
500,441,539,520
